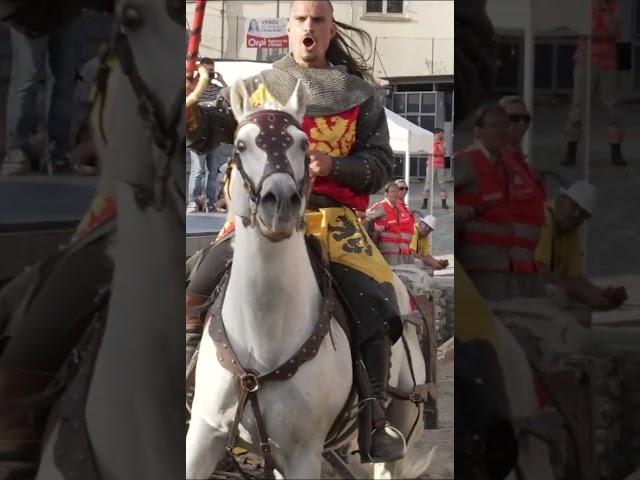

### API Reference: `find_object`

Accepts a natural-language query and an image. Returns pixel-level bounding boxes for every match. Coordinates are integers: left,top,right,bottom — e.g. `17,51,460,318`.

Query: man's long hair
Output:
327,20,374,82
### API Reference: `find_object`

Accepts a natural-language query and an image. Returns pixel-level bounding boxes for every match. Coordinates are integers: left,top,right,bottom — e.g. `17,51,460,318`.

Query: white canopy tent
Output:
214,60,434,208
385,108,435,212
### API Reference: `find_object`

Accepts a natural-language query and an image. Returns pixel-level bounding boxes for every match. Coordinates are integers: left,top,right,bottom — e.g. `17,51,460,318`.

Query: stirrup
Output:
367,423,407,463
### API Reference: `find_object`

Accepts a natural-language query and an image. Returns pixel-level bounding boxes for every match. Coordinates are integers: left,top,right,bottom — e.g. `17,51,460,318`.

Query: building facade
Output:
187,0,454,178
491,0,640,100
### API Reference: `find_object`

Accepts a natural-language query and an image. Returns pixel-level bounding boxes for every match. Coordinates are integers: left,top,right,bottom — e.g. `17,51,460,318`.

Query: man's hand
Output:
603,285,628,308
374,223,386,232
438,259,449,269
309,150,334,178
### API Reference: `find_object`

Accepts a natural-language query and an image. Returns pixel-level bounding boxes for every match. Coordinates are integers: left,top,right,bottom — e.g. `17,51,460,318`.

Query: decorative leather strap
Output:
208,253,336,476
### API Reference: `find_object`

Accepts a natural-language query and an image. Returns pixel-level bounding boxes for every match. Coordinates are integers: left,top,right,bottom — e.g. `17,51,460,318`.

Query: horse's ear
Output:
229,79,252,121
283,79,307,122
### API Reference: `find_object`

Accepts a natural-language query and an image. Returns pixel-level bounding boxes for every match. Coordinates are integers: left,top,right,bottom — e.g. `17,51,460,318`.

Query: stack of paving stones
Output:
429,276,454,346
391,265,453,346
557,353,640,480
617,353,640,478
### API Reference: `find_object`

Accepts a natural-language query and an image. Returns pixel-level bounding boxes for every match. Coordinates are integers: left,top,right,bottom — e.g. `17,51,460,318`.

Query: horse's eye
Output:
300,139,309,151
235,141,246,153
121,5,144,31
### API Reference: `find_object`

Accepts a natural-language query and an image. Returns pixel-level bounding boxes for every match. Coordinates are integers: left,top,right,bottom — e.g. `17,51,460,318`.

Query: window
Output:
391,91,437,133
365,0,404,15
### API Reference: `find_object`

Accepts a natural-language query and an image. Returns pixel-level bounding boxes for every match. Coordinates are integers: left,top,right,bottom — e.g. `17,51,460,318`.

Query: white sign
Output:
246,17,289,49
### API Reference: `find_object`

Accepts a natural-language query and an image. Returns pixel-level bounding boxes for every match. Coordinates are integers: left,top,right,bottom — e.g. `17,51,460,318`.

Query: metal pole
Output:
276,0,280,18
522,0,535,160
235,15,239,59
221,0,225,59
404,142,411,206
185,0,207,78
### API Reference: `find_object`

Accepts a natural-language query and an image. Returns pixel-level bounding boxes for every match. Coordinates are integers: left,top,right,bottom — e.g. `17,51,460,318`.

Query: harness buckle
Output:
240,372,261,393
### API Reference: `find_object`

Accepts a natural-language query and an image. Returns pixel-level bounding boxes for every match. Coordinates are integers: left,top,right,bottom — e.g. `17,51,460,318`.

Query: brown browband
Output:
208,264,336,477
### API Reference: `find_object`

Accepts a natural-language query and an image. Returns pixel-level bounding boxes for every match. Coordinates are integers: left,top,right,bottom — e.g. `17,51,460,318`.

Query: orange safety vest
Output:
455,146,544,274
574,2,618,71
433,138,445,169
369,200,411,256
396,200,415,254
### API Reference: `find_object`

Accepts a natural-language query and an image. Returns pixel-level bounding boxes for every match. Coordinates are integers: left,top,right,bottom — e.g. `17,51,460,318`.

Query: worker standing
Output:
422,128,449,210
563,0,626,167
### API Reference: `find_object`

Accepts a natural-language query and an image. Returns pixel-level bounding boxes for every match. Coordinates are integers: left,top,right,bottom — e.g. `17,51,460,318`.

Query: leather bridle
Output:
232,109,311,232
95,2,186,226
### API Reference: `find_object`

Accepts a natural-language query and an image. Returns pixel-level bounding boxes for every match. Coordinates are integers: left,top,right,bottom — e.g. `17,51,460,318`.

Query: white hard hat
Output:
420,215,436,229
560,180,596,215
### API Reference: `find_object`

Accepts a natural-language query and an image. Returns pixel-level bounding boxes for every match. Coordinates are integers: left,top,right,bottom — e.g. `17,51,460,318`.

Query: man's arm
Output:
417,254,447,270
537,262,611,309
186,96,237,155
326,94,394,195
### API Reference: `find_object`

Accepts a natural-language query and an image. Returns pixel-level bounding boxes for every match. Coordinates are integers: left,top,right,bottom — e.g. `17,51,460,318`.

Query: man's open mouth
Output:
303,37,315,48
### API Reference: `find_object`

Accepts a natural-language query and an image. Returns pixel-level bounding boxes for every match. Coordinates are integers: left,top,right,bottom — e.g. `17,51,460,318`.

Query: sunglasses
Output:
508,114,532,124
398,187,408,191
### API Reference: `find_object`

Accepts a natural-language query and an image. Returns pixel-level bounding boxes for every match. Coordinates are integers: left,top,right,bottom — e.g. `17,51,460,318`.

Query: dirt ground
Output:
321,344,454,479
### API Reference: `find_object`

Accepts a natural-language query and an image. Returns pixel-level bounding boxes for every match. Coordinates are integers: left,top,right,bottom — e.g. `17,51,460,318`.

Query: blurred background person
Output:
562,0,626,167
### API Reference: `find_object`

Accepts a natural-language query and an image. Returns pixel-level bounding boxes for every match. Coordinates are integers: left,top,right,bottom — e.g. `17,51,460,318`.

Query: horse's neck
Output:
223,223,322,372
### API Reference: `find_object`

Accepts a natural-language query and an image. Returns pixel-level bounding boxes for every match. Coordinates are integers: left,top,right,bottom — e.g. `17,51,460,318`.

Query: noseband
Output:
233,110,310,230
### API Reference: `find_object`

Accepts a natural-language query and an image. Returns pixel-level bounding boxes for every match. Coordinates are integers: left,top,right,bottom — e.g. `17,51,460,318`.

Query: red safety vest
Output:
396,200,415,255
368,200,411,256
432,139,445,169
455,146,544,273
574,2,618,71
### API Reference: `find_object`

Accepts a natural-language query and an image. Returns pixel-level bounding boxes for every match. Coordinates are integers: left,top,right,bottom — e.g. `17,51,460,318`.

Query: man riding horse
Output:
186,0,407,462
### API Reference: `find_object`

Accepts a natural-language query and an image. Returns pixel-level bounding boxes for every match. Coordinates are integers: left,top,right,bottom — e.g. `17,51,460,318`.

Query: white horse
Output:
186,79,427,479
34,1,186,479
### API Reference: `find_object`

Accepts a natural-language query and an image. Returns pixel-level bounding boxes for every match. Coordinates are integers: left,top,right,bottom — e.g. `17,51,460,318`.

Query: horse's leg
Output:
279,443,323,480
185,417,226,480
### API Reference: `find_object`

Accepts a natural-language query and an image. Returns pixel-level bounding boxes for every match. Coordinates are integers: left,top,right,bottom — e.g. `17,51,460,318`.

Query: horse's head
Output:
101,0,185,219
228,79,310,242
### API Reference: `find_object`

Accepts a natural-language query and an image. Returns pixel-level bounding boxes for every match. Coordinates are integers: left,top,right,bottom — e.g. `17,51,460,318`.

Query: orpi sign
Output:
246,17,289,49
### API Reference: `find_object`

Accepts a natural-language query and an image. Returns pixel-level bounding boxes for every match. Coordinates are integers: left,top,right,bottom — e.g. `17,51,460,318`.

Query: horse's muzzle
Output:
257,174,303,242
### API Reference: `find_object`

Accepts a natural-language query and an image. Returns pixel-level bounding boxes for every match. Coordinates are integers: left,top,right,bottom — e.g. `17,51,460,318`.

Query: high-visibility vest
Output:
455,146,544,274
574,2,618,71
396,201,415,255
368,200,410,255
432,139,445,169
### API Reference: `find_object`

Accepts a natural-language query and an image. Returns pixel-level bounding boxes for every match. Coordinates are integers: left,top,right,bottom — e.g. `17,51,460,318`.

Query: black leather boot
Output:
611,143,627,166
561,141,577,166
360,333,406,463
421,198,428,210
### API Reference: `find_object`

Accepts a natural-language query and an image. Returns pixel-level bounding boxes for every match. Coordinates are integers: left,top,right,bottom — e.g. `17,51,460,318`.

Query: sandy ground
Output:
321,344,454,480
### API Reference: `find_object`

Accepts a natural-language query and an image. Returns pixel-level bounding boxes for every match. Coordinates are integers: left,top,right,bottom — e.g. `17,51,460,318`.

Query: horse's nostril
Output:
262,192,277,207
290,192,301,209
